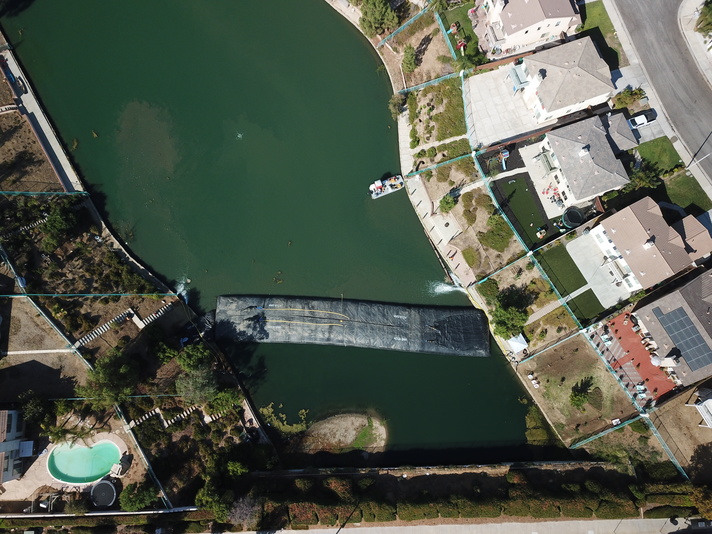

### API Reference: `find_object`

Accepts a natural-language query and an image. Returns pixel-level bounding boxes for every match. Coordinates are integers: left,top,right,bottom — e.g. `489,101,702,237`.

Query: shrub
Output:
407,91,418,124
629,419,648,434
478,213,514,252
460,191,474,208
613,86,646,109
559,499,594,518
177,343,212,371
426,146,437,158
463,207,477,226
119,482,157,512
594,499,638,519
436,499,459,518
402,44,417,73
359,0,398,38
388,93,405,121
462,247,478,267
477,279,500,305
439,194,456,213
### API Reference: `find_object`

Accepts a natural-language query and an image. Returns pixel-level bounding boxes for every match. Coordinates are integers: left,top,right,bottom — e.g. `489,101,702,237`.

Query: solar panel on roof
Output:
653,306,712,371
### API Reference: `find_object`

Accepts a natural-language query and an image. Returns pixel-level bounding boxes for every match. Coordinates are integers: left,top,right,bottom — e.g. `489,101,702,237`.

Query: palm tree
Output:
428,0,448,13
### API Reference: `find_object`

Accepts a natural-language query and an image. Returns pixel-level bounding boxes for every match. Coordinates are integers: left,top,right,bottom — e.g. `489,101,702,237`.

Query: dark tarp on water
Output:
215,295,490,357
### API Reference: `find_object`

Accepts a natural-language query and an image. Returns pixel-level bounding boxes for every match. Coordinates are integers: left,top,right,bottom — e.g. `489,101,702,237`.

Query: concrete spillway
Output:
215,295,490,357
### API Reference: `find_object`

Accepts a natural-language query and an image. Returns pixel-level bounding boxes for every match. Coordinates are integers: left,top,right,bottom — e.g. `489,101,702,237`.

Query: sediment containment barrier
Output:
215,295,490,357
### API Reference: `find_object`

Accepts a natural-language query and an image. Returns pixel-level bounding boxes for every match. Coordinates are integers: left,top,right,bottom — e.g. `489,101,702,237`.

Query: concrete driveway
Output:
611,0,712,187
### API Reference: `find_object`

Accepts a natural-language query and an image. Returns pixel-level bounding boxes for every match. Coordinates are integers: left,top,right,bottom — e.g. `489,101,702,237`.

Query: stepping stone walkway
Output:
73,302,174,348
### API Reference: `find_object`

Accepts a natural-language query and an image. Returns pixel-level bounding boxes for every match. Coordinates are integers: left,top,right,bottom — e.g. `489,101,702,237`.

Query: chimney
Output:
643,236,655,249
578,146,589,158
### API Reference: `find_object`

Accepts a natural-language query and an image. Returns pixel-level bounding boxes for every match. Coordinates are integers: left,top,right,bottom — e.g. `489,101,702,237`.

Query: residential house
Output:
508,36,614,123
472,0,581,56
0,409,31,484
590,197,712,293
526,114,631,209
634,270,712,386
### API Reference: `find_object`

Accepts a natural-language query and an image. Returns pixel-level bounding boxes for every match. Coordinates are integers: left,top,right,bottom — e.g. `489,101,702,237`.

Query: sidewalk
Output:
679,0,712,91
235,518,694,534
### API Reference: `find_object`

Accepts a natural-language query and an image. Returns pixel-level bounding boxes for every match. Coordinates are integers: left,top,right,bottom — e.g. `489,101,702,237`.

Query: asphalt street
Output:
613,0,712,184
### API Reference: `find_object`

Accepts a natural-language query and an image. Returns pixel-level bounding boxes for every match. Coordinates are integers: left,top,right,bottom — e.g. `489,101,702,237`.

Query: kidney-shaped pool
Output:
47,440,121,485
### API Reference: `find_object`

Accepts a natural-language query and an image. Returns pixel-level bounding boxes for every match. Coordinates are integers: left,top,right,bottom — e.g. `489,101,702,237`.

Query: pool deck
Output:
0,432,128,501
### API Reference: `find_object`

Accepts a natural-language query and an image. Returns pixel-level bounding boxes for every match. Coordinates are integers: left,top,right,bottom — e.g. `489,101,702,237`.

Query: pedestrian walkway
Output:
237,517,692,534
1,348,73,355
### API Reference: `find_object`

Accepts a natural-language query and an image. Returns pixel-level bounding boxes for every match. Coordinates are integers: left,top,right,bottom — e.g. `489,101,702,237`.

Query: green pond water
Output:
2,1,527,460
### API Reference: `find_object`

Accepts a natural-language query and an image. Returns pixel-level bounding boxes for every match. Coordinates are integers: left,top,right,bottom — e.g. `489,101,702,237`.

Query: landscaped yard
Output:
664,173,712,214
579,1,628,70
535,244,586,297
637,137,682,173
567,289,605,325
518,334,638,446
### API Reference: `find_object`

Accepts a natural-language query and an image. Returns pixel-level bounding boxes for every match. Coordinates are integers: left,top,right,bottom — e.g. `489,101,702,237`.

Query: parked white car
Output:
627,110,657,129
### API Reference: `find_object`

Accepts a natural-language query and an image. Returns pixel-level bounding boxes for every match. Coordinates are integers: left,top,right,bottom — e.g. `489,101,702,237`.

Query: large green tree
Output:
402,44,417,73
77,348,138,411
492,307,528,338
119,482,157,512
360,0,399,38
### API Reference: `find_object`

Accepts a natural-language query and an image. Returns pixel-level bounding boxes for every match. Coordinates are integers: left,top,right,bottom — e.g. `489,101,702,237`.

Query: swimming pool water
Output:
47,440,121,484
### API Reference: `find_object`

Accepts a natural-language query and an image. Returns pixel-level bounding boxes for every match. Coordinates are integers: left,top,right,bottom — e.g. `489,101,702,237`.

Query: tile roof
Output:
501,0,579,35
601,197,697,288
547,115,629,200
524,36,614,112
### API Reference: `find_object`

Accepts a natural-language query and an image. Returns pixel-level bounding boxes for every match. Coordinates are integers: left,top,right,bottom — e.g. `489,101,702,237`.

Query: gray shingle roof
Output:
547,115,629,200
601,112,638,153
524,36,614,112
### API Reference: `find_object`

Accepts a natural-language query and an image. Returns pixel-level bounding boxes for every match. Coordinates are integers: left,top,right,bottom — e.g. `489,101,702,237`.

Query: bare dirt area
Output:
524,306,578,352
0,112,61,193
650,384,712,483
391,15,453,87
0,296,67,352
299,413,387,453
518,334,638,446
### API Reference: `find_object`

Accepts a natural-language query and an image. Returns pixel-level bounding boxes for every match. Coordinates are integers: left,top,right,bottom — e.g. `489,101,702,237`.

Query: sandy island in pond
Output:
299,413,387,453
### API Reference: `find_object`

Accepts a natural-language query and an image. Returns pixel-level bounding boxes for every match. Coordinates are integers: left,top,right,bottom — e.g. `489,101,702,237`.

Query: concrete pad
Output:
520,141,567,219
566,233,632,308
466,67,551,148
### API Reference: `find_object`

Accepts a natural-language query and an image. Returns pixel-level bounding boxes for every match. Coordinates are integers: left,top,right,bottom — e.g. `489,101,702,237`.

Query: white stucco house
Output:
472,0,581,56
508,36,614,123
589,197,712,293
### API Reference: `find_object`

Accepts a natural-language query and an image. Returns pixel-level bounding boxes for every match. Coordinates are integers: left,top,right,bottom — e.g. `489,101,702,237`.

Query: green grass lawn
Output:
496,176,552,247
579,1,627,70
664,173,712,214
567,289,604,324
440,2,477,54
535,245,586,297
637,137,682,172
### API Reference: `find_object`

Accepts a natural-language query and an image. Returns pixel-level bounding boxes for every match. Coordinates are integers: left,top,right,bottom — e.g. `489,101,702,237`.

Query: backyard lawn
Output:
636,137,682,173
440,2,477,55
579,1,627,69
535,244,586,297
663,173,712,214
567,289,605,325
494,175,554,247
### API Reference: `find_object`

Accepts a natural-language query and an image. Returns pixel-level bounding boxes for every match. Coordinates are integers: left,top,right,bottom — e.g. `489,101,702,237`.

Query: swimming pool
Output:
47,440,121,484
